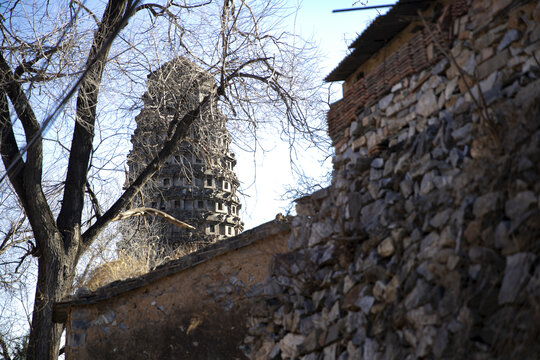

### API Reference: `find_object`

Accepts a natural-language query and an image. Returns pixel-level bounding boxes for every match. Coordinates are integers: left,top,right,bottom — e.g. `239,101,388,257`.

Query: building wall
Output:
245,0,540,359
327,0,468,146
62,221,290,359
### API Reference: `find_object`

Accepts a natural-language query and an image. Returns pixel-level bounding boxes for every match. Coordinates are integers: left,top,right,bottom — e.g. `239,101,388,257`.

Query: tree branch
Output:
112,207,195,229
0,53,43,182
0,47,62,253
85,182,102,220
57,0,133,237
0,217,26,256
71,0,100,25
0,332,12,360
13,46,60,79
82,92,214,246
224,57,272,84
0,88,26,204
134,1,212,16
417,9,498,140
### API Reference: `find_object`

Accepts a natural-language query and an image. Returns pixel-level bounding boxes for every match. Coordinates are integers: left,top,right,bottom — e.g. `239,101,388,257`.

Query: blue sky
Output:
237,0,396,228
294,0,395,74
0,0,394,230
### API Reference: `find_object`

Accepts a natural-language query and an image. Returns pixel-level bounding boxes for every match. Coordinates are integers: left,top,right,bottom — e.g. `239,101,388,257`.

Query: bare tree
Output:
0,0,327,358
0,192,33,360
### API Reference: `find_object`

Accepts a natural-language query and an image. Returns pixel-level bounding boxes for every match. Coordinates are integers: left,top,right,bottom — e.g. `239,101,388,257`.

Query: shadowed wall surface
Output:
56,220,290,359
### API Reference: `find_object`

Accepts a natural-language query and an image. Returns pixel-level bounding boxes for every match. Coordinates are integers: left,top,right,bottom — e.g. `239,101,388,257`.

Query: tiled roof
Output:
325,0,433,82
53,219,290,323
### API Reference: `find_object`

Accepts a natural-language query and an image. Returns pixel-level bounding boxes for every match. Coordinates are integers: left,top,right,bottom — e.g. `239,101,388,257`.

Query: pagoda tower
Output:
124,58,243,251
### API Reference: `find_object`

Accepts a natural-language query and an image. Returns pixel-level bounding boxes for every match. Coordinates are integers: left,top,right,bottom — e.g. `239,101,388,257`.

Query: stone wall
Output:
327,0,468,145
57,220,290,359
244,0,540,359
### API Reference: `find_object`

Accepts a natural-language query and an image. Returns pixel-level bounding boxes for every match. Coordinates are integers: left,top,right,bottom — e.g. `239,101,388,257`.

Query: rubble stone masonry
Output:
245,0,540,359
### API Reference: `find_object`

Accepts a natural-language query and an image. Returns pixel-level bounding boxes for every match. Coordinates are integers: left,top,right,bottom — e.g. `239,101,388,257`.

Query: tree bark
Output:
23,2,130,359
27,232,77,359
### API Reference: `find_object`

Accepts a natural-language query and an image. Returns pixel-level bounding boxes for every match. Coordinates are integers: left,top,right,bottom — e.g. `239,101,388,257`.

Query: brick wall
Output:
327,0,467,145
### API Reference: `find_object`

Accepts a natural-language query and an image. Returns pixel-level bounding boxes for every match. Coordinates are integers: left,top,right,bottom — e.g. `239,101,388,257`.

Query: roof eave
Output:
325,0,433,82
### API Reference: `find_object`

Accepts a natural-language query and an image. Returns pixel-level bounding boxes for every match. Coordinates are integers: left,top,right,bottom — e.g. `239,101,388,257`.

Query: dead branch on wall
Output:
417,8,500,144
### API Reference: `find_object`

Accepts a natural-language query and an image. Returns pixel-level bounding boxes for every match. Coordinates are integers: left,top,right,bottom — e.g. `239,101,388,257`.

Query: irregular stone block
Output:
477,48,510,80
342,284,361,311
352,136,366,150
479,71,500,94
357,296,375,315
505,191,537,219
468,246,504,268
360,200,385,229
399,174,413,198
494,221,510,249
91,311,115,326
324,323,341,346
489,0,513,16
350,120,361,137
498,252,537,304
416,89,439,118
406,305,440,329
474,30,500,50
328,301,341,323
386,102,402,117
280,333,306,359
370,157,384,169
391,82,403,92
369,168,383,181
429,208,452,229
527,265,540,298
377,237,395,257
372,281,386,301
473,191,503,218
432,58,449,75
378,93,394,110
319,243,337,266
417,326,437,358
246,283,264,298
497,29,522,52
451,123,472,142
352,327,366,346
416,261,435,281
363,338,376,360
299,315,315,335
308,222,333,247
300,352,319,360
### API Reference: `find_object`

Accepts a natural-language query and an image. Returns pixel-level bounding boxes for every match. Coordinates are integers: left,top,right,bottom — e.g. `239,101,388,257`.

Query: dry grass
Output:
81,241,207,292
83,255,152,291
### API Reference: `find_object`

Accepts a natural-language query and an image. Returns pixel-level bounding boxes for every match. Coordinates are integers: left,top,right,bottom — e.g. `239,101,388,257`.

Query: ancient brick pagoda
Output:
124,58,243,249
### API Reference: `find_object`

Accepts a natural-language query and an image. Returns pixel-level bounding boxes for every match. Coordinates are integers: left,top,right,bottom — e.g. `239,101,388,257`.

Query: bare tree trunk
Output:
25,2,130,357
27,248,65,359
26,228,81,360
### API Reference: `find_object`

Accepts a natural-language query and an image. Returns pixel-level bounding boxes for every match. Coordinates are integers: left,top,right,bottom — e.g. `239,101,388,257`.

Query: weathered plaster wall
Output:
245,0,540,359
61,221,290,359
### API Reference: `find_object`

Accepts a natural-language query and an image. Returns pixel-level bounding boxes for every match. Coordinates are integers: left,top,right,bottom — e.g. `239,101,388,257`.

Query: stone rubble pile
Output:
243,1,540,359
